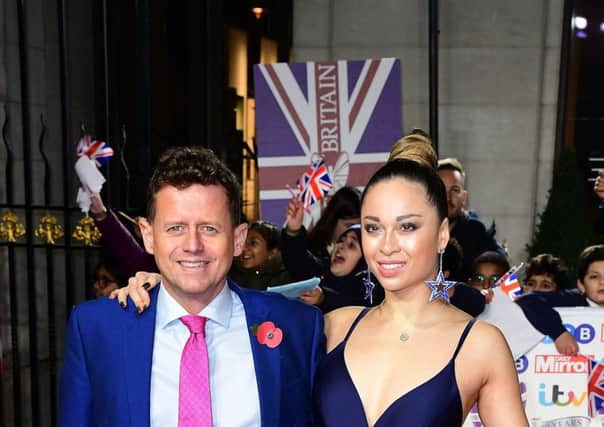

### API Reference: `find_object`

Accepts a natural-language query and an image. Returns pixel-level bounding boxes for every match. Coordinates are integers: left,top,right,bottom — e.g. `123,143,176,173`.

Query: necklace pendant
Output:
399,332,410,342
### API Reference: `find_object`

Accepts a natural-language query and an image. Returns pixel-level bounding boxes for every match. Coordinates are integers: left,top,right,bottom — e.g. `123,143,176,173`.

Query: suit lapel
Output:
123,288,159,427
231,283,281,427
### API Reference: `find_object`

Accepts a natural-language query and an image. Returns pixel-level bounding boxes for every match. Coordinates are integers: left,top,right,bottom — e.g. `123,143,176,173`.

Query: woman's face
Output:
240,229,275,269
361,178,448,293
330,230,362,277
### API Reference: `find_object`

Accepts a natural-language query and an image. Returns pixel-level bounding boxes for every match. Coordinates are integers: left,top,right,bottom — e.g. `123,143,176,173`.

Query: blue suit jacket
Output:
59,281,325,427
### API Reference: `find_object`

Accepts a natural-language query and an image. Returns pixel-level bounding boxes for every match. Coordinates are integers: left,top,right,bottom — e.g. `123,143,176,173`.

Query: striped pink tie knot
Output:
179,315,212,427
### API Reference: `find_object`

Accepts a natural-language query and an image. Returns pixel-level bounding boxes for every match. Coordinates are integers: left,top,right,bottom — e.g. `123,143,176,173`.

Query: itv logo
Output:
538,383,587,407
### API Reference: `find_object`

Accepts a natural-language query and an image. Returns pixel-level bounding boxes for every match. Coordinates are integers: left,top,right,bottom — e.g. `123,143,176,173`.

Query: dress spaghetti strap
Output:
452,318,476,360
342,307,371,343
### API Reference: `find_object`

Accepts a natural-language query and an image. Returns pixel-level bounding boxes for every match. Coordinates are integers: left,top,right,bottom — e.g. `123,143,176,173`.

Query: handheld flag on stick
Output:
74,133,112,214
492,263,524,301
295,158,333,210
76,134,114,167
117,210,138,225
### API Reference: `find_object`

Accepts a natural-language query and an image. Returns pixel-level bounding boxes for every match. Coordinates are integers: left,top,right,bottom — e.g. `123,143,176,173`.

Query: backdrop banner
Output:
253,58,402,225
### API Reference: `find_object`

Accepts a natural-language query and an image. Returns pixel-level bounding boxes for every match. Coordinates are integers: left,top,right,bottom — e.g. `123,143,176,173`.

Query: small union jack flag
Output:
493,264,524,301
76,134,113,168
499,272,523,300
295,158,333,209
588,358,604,417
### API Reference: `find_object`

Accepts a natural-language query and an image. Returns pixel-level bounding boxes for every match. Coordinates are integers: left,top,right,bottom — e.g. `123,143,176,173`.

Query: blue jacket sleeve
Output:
309,307,326,393
59,305,93,427
515,290,588,340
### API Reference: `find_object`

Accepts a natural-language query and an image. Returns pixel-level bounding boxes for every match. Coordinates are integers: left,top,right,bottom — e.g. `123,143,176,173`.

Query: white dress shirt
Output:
150,282,261,426
586,297,599,308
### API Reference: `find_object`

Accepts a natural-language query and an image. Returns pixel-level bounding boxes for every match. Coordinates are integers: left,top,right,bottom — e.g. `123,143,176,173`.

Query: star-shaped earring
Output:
425,270,456,303
424,248,456,303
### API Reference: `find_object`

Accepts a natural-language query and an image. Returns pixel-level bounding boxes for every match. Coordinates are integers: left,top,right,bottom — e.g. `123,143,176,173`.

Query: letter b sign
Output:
574,323,595,344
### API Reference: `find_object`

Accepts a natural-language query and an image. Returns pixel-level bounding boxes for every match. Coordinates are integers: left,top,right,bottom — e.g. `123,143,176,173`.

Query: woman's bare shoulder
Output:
468,320,506,342
324,306,366,352
461,320,512,363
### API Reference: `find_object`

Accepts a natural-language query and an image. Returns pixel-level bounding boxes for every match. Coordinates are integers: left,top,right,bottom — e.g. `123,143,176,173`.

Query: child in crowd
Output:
465,251,510,305
467,251,510,292
522,253,569,293
92,254,127,298
516,244,604,355
229,220,292,290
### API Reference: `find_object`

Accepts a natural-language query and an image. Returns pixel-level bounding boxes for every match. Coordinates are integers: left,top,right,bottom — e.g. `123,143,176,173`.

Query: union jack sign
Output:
254,58,402,225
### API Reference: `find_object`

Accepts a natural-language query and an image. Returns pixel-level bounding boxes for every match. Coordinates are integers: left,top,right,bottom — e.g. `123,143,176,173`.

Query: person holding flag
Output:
285,158,361,261
74,133,115,215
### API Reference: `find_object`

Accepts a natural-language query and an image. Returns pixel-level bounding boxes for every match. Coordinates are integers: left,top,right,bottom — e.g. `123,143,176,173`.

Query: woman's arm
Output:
469,323,528,426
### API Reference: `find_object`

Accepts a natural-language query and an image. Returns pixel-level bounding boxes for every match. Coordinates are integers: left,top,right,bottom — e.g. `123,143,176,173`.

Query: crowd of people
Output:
59,134,604,426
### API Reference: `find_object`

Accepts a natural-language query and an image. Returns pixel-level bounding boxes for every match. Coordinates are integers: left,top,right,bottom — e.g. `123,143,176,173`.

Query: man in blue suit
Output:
60,147,325,426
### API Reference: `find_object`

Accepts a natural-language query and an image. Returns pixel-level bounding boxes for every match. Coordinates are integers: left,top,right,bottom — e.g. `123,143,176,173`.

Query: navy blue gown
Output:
314,308,476,426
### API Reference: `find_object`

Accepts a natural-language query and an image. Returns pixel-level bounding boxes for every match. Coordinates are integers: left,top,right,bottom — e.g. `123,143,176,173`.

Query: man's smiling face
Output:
140,184,247,312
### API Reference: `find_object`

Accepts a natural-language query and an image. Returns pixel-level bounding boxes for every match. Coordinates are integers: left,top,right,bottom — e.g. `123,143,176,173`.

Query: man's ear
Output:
139,217,155,255
576,279,586,294
233,223,248,257
461,189,469,207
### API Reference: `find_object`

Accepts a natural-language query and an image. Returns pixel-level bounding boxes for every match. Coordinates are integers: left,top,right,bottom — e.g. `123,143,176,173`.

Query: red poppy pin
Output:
251,321,283,348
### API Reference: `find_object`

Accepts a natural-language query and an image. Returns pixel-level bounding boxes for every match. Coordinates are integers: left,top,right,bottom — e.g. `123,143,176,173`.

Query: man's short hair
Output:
437,157,465,177
146,146,241,224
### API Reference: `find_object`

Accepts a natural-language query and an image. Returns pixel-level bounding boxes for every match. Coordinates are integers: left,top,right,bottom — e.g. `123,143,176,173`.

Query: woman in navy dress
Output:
313,158,527,426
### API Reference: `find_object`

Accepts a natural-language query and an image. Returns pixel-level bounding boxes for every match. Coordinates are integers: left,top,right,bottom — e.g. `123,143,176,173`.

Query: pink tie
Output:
179,315,212,427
